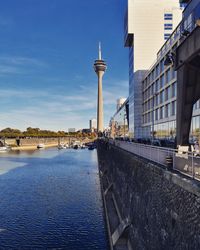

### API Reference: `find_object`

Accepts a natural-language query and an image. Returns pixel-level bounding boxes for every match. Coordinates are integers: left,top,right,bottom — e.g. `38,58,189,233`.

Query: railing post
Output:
157,147,159,164
150,145,152,161
192,152,195,179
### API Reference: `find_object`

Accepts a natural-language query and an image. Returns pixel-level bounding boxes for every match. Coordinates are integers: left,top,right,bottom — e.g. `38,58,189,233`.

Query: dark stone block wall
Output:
97,140,200,250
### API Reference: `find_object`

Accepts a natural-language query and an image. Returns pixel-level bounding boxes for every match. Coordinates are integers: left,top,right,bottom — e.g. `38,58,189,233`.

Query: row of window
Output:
143,114,200,140
164,33,171,40
164,23,173,30
143,80,177,104
143,101,176,124
164,13,173,21
143,98,200,124
153,120,176,139
143,60,177,89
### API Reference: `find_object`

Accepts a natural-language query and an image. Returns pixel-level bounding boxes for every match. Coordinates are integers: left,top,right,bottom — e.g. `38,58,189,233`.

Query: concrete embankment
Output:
5,138,66,151
11,144,58,151
97,139,200,250
4,137,92,151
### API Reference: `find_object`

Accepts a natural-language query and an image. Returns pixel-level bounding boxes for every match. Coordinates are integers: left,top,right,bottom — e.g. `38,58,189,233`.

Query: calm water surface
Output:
0,148,108,249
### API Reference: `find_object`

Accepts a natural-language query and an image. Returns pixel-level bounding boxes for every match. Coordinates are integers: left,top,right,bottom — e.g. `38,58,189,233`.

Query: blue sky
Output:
0,0,128,131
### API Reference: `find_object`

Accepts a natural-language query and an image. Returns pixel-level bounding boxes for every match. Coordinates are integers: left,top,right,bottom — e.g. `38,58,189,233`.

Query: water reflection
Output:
0,148,108,249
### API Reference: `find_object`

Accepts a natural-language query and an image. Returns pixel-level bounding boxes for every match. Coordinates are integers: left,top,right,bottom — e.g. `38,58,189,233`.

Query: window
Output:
171,82,177,98
148,100,150,110
165,104,170,118
156,80,159,91
160,106,164,119
171,101,176,116
155,109,159,121
165,69,170,83
150,98,152,109
151,85,153,96
148,112,151,123
160,59,164,73
160,74,164,88
155,94,159,106
152,69,155,81
156,64,159,77
151,111,154,122
171,68,176,79
152,83,155,94
165,87,170,101
160,91,164,104
164,34,171,40
164,13,173,20
164,23,173,30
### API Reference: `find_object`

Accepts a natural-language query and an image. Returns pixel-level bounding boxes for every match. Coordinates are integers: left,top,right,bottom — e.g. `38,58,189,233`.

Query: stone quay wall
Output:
97,139,200,250
5,138,71,146
18,138,69,146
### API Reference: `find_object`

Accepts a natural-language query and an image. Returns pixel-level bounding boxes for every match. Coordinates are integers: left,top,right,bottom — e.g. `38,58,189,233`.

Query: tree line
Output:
0,127,96,139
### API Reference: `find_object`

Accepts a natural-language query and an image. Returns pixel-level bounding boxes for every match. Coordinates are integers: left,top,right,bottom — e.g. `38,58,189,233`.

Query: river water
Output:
0,148,108,249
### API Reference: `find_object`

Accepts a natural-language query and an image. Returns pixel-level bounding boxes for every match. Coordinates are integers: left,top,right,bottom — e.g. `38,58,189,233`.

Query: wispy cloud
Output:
0,77,128,130
0,56,47,67
0,56,48,75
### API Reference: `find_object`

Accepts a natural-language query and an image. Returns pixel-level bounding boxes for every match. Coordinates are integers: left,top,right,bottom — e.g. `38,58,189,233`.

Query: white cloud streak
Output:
0,56,48,75
0,77,128,130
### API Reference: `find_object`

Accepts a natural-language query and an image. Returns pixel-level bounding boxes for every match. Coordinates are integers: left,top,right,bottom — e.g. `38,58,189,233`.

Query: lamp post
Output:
152,93,157,141
123,113,127,139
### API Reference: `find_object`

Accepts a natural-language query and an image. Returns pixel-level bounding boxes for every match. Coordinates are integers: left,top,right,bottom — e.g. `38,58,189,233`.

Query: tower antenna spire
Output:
99,42,102,60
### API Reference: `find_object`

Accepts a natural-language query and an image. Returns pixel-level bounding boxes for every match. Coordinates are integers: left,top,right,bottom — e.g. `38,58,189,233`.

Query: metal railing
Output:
108,139,200,181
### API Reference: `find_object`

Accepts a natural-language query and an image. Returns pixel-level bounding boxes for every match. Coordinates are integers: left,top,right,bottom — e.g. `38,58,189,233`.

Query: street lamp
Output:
123,113,127,138
152,93,157,141
164,52,175,67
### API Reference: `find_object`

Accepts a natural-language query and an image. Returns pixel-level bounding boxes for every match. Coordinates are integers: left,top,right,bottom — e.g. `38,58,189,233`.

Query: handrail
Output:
107,139,200,181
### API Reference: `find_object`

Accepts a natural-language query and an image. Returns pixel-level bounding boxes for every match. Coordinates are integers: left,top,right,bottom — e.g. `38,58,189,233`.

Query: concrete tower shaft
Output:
93,43,107,133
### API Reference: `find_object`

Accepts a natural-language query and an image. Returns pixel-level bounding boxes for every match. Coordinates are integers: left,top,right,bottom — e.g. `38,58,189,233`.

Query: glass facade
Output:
141,3,200,141
110,102,129,138
128,47,134,137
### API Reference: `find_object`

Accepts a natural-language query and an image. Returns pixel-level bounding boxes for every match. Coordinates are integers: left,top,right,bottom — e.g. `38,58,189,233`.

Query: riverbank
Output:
11,143,58,151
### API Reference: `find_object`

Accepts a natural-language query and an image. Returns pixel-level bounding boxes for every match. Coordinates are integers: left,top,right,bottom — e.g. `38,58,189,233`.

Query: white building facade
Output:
116,98,126,111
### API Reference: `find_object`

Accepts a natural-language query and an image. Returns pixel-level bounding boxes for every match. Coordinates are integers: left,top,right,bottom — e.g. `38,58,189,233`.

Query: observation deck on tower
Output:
93,43,107,74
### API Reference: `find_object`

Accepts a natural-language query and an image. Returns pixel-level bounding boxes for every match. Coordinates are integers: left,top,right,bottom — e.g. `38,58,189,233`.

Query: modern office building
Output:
110,99,129,138
116,98,126,111
124,0,183,138
138,0,200,140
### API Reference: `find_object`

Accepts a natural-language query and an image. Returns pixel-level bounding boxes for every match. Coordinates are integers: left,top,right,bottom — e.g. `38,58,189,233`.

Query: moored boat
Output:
81,144,86,149
0,146,9,152
58,144,66,149
88,145,95,150
37,144,45,149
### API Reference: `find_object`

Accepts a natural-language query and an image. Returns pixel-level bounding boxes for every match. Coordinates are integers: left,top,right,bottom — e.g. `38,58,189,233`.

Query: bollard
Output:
166,156,173,170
